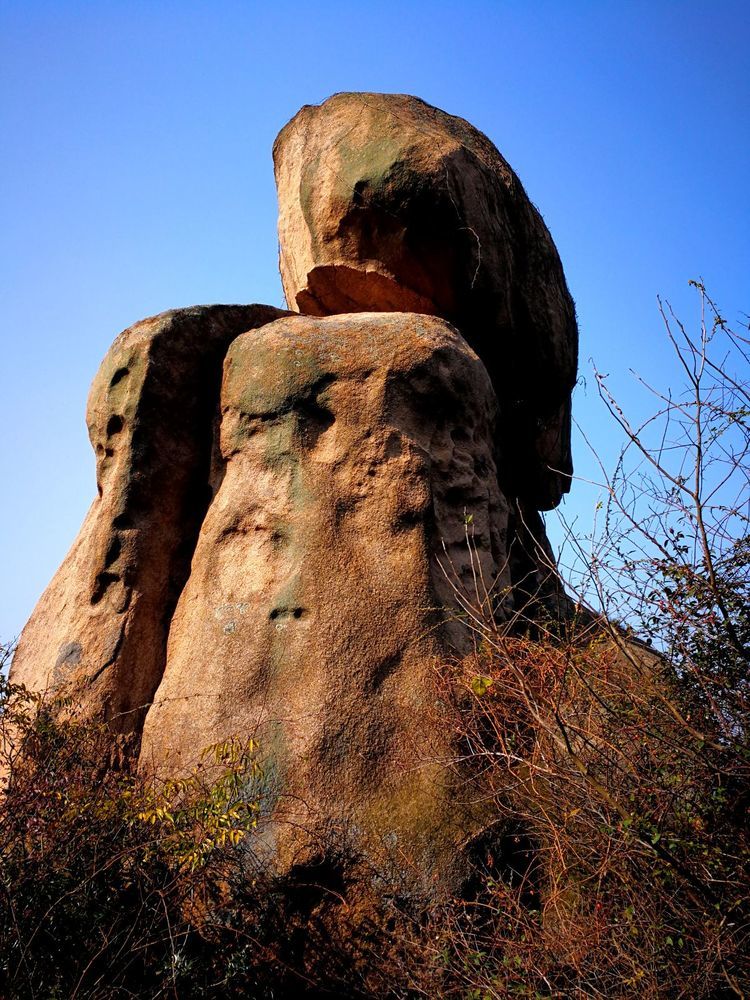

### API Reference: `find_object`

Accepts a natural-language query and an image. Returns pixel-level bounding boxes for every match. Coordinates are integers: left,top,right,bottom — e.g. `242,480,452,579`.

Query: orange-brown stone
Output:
10,305,286,731
274,92,578,509
139,312,508,890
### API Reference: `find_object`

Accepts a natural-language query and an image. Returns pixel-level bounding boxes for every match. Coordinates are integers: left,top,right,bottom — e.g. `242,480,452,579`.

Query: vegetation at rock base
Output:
428,281,749,999
0,666,266,997
1,283,748,998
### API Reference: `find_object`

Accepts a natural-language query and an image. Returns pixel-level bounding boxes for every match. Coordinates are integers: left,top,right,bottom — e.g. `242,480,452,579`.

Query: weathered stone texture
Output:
10,305,286,730
11,93,578,898
139,312,508,888
274,92,578,509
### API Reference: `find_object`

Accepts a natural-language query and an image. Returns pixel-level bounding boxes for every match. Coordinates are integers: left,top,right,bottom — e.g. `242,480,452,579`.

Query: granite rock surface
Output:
139,312,508,891
274,92,578,509
11,305,285,730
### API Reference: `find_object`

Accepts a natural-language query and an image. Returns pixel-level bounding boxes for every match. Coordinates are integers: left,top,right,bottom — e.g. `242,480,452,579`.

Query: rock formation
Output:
11,94,578,897
139,312,507,886
274,92,578,510
11,305,286,730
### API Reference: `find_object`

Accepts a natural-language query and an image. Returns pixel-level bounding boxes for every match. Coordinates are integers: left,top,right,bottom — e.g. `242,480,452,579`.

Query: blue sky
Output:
1,0,748,641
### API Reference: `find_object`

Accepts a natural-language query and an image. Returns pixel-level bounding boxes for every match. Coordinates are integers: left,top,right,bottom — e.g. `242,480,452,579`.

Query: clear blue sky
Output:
1,0,748,642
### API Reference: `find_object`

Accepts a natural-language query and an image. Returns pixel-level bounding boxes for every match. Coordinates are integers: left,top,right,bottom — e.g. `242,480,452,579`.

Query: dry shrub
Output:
411,283,750,998
0,668,273,998
417,617,749,999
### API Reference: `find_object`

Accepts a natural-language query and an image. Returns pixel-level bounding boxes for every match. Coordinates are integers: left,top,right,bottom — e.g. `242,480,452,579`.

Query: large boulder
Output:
10,304,286,731
273,92,578,510
139,312,509,892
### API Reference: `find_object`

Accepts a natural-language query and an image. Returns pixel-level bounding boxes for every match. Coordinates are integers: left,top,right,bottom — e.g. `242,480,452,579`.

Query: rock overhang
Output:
273,91,578,510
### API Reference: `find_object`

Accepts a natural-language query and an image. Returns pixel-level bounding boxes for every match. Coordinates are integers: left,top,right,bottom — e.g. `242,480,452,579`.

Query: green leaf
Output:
471,675,494,697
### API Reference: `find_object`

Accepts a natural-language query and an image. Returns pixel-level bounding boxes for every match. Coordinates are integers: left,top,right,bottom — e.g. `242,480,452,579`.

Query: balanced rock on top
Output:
274,92,578,510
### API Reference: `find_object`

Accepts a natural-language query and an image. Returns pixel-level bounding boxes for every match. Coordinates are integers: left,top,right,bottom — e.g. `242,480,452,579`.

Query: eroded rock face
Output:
139,312,508,892
273,92,578,510
10,304,286,731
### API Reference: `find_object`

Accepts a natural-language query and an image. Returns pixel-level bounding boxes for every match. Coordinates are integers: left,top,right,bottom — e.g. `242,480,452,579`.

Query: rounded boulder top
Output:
273,92,578,510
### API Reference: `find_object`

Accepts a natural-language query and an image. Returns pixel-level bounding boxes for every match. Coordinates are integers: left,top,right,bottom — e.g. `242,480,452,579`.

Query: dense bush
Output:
425,618,749,998
0,668,270,998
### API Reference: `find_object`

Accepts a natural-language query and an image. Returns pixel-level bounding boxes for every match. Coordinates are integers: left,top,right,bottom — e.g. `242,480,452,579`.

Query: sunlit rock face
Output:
138,312,508,890
273,91,578,510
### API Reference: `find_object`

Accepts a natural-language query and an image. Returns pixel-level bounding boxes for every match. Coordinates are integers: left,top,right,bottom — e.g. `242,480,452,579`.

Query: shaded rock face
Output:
273,91,578,510
140,312,508,892
10,305,286,731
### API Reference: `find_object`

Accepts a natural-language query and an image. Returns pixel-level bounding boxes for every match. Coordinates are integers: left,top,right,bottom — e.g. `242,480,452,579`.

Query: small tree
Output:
592,280,749,738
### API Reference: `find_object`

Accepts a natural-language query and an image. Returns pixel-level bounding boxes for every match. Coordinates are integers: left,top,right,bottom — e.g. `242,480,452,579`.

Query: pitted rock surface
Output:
139,312,508,889
274,92,578,509
10,304,286,731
